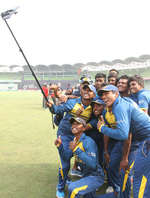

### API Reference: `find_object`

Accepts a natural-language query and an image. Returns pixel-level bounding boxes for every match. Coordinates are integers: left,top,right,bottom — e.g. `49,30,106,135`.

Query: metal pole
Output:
1,10,55,129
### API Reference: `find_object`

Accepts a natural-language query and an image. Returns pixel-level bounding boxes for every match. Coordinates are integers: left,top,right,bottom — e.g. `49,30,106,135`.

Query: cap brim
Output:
70,117,86,127
70,117,76,124
70,117,82,125
91,100,104,105
98,89,110,96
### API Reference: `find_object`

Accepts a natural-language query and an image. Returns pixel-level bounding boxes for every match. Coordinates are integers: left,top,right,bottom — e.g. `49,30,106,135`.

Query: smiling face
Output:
101,91,118,107
129,80,142,94
117,78,129,93
95,77,105,90
71,121,84,135
80,86,95,100
108,77,117,86
93,103,104,117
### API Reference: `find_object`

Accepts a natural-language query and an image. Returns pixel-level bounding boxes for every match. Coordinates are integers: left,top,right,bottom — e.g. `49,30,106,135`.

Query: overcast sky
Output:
0,0,150,66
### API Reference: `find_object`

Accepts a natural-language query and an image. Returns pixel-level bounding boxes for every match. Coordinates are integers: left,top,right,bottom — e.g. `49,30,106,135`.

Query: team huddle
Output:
47,69,150,198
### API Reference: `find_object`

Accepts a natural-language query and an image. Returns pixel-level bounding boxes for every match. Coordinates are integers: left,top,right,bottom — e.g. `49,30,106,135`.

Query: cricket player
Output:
97,85,150,198
129,75,150,115
47,84,96,198
85,97,105,166
54,117,104,198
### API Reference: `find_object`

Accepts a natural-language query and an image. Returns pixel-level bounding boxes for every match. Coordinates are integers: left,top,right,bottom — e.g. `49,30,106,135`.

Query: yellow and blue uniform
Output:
98,95,150,198
85,117,104,166
130,89,150,115
57,133,104,198
101,107,122,194
51,97,92,192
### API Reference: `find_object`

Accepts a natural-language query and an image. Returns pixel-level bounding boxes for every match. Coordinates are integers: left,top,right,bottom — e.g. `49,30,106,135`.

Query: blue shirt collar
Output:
112,95,121,109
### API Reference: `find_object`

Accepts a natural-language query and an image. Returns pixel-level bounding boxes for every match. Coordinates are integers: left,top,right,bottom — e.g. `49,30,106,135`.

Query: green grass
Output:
0,91,59,198
0,91,108,198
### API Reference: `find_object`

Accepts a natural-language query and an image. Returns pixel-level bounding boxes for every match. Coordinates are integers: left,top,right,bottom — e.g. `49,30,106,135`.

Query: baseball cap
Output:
98,85,118,96
70,117,86,127
83,84,97,95
79,77,93,85
91,98,105,105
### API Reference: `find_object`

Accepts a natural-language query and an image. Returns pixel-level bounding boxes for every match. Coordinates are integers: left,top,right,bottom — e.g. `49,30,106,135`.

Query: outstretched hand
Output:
69,140,77,151
76,105,84,116
119,159,129,172
47,100,54,108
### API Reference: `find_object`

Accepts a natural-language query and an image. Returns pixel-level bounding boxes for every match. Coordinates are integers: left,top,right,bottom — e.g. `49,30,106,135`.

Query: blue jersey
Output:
99,96,150,142
51,97,92,135
130,89,150,115
57,133,103,177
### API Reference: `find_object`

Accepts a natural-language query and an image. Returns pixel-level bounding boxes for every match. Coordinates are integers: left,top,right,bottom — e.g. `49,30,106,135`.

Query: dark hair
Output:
108,73,118,80
128,75,144,88
109,69,119,75
118,75,129,81
95,73,106,81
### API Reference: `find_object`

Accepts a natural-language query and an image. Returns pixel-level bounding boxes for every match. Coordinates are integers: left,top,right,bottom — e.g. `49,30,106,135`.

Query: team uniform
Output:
57,133,104,198
86,117,104,166
101,107,123,194
130,89,150,115
50,97,92,192
98,95,150,198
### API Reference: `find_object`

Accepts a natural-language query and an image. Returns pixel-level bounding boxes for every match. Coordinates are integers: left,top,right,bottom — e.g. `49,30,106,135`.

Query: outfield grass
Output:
0,91,59,198
0,91,109,198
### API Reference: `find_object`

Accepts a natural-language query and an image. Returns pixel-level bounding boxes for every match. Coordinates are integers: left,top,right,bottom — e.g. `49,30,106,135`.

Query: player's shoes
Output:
106,186,114,194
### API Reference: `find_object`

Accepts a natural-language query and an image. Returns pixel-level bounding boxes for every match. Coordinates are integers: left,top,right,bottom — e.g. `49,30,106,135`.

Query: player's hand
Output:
104,152,110,166
54,136,62,147
76,105,84,116
69,141,77,151
97,115,105,130
59,95,68,103
47,100,54,107
119,159,129,172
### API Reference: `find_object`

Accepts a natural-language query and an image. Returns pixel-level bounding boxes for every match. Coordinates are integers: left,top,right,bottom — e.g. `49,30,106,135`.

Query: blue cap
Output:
98,85,118,96
92,98,105,105
83,84,97,95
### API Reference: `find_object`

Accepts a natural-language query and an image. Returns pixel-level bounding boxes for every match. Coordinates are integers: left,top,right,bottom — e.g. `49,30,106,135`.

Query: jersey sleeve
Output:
51,99,75,114
99,105,130,140
138,94,149,110
74,139,97,170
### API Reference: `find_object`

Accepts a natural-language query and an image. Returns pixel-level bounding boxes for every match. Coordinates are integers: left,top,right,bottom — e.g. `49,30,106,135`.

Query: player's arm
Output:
138,94,149,114
97,106,130,140
55,136,73,160
119,132,132,172
103,135,110,165
84,117,98,131
72,140,97,170
47,98,74,114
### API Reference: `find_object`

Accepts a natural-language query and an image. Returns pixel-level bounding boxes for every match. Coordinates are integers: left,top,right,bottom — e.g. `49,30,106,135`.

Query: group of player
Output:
47,69,150,198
